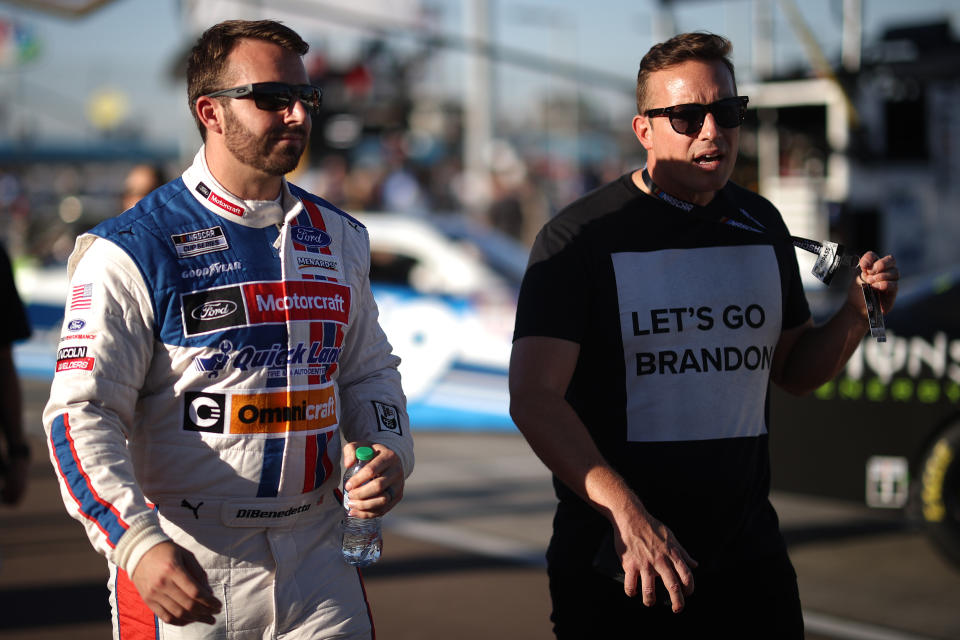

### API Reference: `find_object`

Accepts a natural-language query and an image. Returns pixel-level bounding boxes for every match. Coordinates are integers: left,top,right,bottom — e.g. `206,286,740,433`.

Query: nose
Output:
699,111,719,139
284,97,309,125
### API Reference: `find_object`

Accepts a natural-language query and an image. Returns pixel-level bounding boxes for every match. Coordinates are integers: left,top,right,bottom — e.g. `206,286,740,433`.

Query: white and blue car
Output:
15,213,526,431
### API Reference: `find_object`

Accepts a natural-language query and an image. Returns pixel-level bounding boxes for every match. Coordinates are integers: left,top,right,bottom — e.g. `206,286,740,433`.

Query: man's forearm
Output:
510,391,645,524
778,300,867,395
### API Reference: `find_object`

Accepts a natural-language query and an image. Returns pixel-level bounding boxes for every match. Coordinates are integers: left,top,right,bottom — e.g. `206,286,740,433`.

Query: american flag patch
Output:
70,284,93,310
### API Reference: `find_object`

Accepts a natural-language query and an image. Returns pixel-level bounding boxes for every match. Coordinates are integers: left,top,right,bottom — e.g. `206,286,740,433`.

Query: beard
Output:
222,104,307,176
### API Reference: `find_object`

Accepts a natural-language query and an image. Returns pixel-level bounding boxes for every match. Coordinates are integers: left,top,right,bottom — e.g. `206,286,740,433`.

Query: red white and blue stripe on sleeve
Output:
49,413,130,547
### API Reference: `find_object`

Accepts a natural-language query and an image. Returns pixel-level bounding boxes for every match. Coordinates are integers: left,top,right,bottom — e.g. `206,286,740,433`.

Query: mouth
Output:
694,151,723,166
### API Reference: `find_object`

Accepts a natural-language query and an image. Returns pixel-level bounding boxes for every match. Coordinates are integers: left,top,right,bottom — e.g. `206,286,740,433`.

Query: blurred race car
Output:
359,212,524,430
769,265,960,566
14,213,525,431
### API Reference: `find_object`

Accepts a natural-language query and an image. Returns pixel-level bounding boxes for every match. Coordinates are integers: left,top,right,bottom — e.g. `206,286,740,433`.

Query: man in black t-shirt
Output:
0,244,32,506
509,33,900,638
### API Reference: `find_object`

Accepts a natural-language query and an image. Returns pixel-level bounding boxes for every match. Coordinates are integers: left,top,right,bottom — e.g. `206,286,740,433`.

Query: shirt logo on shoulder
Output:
372,401,402,436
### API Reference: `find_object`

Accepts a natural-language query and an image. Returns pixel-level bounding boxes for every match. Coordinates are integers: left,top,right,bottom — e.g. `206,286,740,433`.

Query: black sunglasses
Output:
204,82,322,115
645,96,749,135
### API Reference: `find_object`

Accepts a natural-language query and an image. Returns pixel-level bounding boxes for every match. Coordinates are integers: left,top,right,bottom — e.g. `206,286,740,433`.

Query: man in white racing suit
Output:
42,19,412,639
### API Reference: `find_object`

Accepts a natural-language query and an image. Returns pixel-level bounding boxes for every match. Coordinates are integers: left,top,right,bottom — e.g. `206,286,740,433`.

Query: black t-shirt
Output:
0,245,31,346
514,173,810,571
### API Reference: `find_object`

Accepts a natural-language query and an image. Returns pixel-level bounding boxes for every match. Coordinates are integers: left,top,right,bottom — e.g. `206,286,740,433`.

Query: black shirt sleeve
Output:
513,219,590,343
0,245,32,346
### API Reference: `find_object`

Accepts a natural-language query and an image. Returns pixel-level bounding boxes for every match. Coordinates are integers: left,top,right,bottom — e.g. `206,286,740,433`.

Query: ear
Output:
631,114,654,151
195,96,225,137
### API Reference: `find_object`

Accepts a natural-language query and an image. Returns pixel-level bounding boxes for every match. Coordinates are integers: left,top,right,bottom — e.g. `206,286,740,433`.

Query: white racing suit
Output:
42,148,413,639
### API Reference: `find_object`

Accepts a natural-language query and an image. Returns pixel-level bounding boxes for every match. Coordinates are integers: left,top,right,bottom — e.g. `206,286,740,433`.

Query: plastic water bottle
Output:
341,446,382,567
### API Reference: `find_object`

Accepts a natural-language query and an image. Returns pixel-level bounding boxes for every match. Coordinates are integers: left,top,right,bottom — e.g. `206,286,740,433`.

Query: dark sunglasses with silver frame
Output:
203,82,322,115
645,96,749,135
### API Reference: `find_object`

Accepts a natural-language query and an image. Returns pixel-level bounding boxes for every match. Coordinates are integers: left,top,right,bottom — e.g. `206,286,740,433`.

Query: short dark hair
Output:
186,20,310,139
636,32,736,114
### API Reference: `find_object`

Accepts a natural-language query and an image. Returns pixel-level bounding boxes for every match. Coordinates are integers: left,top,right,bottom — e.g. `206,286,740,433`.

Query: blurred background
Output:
1,1,960,639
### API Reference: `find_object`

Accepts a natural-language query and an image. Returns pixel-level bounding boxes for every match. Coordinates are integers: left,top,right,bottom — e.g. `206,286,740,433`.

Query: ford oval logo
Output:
191,300,238,321
292,226,331,248
67,318,86,331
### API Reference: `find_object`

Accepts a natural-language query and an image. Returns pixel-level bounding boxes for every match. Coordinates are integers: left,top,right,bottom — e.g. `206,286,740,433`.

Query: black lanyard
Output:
640,168,767,235
639,168,886,341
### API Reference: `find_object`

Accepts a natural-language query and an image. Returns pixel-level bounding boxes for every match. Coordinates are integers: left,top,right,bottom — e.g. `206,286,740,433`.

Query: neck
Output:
634,167,716,208
203,145,283,201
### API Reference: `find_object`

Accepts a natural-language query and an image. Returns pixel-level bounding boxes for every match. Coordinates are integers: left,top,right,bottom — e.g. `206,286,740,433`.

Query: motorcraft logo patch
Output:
181,280,351,337
172,226,229,258
372,401,402,435
291,225,332,248
196,182,244,217
56,345,95,373
183,385,338,436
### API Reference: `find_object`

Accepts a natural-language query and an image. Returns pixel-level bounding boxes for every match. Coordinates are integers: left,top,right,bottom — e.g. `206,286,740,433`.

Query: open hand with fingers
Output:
132,541,222,626
614,507,698,613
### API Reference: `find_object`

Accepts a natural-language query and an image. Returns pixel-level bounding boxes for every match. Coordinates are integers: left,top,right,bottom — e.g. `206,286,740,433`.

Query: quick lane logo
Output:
55,345,95,373
172,226,229,258
194,340,342,379
182,280,351,337
182,385,338,436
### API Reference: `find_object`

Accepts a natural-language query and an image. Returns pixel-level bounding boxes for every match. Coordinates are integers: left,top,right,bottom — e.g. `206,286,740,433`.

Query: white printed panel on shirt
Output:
613,245,782,442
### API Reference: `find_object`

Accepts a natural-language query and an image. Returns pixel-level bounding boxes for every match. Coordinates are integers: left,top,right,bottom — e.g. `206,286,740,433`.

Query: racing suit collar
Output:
182,146,303,229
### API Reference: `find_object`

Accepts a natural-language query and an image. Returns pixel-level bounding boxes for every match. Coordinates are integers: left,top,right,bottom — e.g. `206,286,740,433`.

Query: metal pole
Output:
463,0,494,219
841,0,862,73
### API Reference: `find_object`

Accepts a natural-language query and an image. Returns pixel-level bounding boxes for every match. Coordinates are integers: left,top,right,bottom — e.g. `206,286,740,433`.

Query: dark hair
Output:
187,20,309,139
636,32,736,114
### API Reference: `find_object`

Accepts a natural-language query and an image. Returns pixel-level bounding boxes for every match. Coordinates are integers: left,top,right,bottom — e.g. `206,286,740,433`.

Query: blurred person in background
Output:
121,163,167,211
509,32,899,638
42,19,412,639
0,243,31,507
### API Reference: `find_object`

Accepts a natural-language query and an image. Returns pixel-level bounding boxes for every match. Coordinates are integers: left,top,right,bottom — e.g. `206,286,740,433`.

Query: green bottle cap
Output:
355,446,375,461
